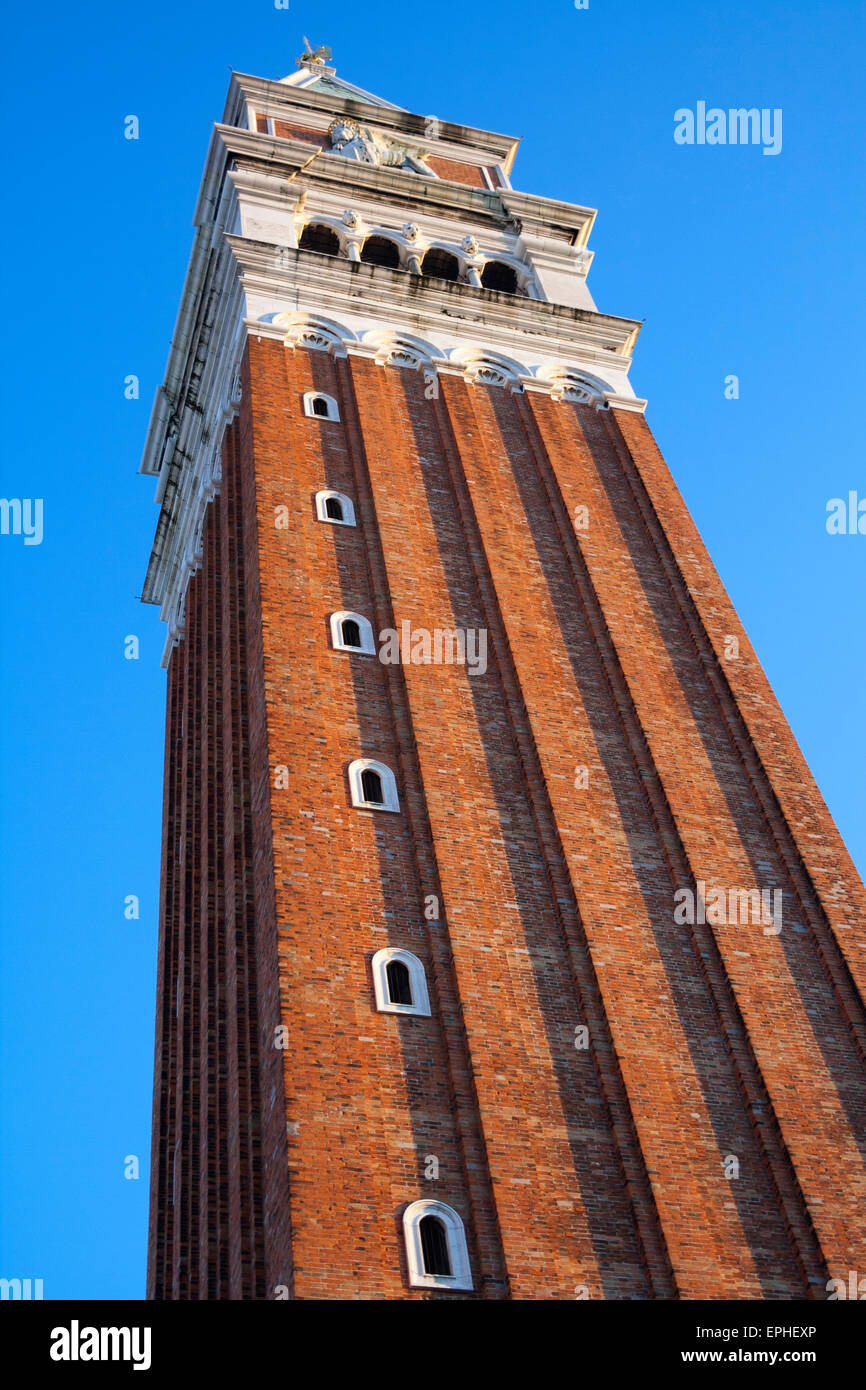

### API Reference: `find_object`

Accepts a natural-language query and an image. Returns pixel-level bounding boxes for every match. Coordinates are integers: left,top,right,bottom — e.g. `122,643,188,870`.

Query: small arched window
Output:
421,248,460,281
315,490,356,526
481,260,519,293
303,391,339,422
361,768,383,802
419,1216,451,1276
371,948,430,1015
402,1201,472,1290
386,959,412,1005
361,235,401,268
299,222,341,256
329,611,376,655
348,758,399,812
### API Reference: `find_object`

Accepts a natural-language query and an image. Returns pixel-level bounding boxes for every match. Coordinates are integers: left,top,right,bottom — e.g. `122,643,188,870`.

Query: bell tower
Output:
141,50,866,1300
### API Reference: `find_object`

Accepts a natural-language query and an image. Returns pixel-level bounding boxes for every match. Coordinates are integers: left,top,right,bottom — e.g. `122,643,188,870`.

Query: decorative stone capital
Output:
360,328,438,372
375,345,426,369
464,362,513,388
279,318,348,356
549,381,595,404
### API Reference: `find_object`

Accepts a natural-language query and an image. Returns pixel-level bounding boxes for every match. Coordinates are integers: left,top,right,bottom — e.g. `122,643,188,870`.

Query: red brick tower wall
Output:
146,418,280,1300
147,334,866,1299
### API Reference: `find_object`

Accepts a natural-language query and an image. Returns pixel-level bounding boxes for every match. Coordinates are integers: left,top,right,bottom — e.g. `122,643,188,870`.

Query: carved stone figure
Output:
327,120,435,176
328,120,376,163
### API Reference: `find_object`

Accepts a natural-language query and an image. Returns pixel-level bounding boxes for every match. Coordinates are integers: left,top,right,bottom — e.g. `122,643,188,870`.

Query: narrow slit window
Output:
304,392,340,422
371,948,430,1014
402,1200,472,1289
348,758,399,812
360,768,384,804
419,1216,452,1277
330,612,374,654
315,489,355,526
386,959,413,1007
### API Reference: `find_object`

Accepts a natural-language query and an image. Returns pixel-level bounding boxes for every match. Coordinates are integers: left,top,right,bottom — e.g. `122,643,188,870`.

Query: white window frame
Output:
330,611,376,656
315,490,356,526
348,758,399,813
371,948,431,1016
402,1200,473,1291
304,391,340,421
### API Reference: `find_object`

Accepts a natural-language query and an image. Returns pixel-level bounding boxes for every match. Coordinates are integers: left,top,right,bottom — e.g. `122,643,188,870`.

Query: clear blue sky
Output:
0,0,863,1299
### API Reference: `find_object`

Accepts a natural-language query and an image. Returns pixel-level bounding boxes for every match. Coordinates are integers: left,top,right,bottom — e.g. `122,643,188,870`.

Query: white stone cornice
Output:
604,392,649,413
217,122,603,244
228,165,307,214
500,190,596,242
262,311,636,411
230,235,639,358
229,69,521,171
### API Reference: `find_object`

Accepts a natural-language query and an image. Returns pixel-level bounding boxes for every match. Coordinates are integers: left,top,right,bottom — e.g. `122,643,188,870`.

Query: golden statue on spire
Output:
296,38,332,68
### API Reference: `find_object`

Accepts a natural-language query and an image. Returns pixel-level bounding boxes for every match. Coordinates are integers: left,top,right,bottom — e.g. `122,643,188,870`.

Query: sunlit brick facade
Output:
141,53,866,1300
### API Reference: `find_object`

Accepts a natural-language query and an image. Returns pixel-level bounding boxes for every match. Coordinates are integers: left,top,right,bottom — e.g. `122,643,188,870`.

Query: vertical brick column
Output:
220,417,267,1299
239,336,486,1298
347,355,656,1298
520,389,866,1283
609,408,866,1001
432,375,787,1296
146,650,181,1298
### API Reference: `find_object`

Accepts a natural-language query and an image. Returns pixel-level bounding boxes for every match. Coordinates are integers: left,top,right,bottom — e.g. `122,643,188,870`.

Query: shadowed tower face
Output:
140,49,866,1301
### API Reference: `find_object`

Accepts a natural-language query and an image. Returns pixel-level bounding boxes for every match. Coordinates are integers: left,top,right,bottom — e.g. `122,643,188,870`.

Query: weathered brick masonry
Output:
143,57,866,1300
147,333,866,1299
